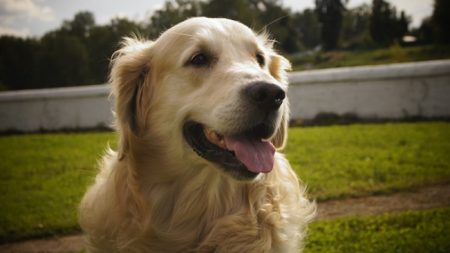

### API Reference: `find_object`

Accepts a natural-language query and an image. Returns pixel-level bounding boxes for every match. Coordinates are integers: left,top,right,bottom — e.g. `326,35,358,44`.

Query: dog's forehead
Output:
158,17,260,50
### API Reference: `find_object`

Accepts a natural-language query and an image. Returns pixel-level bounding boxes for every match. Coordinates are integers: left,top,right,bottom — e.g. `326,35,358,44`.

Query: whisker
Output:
257,15,289,35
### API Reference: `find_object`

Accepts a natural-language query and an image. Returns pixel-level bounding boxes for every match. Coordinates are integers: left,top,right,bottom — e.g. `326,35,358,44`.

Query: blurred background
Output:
0,0,449,91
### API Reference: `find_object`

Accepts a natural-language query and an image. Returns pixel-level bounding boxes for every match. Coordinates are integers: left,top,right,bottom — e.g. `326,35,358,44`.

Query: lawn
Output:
0,133,115,243
305,208,450,253
290,44,450,71
69,208,450,253
287,122,450,200
0,122,449,242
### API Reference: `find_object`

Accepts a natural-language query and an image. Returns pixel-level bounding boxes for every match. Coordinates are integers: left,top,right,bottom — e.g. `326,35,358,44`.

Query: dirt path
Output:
1,184,449,253
316,183,450,219
0,235,84,253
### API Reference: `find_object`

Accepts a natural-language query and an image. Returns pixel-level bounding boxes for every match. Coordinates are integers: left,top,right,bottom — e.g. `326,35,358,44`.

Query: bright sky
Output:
0,0,434,38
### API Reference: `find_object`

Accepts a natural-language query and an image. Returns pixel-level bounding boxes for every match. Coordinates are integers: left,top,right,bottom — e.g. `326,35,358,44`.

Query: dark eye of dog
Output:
189,53,210,67
256,52,265,67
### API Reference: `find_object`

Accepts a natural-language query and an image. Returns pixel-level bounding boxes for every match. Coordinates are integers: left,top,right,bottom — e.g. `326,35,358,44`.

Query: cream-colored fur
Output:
79,17,316,253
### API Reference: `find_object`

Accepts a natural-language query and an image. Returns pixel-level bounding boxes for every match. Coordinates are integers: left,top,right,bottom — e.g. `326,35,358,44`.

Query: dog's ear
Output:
268,53,291,83
268,52,291,150
271,102,289,150
110,37,154,159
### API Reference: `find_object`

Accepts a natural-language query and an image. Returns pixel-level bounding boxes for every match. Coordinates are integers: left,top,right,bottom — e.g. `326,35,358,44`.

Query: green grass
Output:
0,122,449,242
286,122,450,200
291,45,450,71
67,208,450,253
305,208,450,253
0,132,115,243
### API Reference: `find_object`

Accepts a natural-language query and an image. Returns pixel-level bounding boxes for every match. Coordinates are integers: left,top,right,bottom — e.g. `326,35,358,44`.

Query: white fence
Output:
1,60,450,132
0,85,112,132
289,59,450,122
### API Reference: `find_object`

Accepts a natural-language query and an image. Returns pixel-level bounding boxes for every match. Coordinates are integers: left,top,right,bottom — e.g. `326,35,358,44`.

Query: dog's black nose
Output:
244,82,285,110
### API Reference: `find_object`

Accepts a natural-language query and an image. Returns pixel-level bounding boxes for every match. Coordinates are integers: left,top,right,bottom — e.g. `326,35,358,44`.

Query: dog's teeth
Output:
218,139,226,149
203,127,227,149
203,128,215,141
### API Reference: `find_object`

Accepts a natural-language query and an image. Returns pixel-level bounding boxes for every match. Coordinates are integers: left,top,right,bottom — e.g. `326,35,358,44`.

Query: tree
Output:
35,32,91,87
147,0,300,53
369,0,409,46
315,0,346,50
431,0,450,44
0,37,37,90
147,0,202,38
341,4,372,49
397,11,409,38
87,18,145,84
202,0,258,27
292,9,321,49
370,0,394,45
413,17,433,44
254,0,301,53
62,11,96,40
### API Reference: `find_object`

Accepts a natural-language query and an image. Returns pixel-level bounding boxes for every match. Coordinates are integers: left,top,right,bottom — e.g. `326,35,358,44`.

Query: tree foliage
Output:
147,0,301,52
369,0,409,46
292,9,321,50
256,1,302,53
413,17,434,44
36,32,90,87
431,0,450,44
340,4,372,49
0,0,421,90
147,0,202,38
0,12,145,90
0,37,37,90
315,0,346,50
62,11,96,40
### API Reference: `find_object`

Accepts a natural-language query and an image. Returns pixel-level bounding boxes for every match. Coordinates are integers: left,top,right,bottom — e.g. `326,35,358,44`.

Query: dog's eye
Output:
256,52,265,67
189,53,210,67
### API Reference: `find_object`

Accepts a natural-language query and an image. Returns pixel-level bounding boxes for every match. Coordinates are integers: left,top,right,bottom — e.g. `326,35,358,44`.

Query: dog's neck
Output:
116,151,278,240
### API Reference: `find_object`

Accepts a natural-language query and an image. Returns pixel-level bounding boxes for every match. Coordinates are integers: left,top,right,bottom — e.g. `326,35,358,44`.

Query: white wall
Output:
0,85,112,132
1,60,449,132
288,59,450,121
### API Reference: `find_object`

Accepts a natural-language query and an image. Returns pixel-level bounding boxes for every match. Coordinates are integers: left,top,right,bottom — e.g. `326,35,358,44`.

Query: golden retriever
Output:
79,17,315,253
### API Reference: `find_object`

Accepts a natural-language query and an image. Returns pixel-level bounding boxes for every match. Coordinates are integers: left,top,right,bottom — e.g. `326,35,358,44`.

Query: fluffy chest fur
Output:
79,153,314,253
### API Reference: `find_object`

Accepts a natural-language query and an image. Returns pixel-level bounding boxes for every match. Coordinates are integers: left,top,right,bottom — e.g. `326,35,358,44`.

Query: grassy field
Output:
290,45,450,71
0,122,449,242
305,208,450,253
0,133,115,242
287,122,450,200
68,208,450,253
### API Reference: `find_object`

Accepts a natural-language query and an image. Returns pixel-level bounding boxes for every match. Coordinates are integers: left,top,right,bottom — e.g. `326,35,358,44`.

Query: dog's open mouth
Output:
183,121,275,180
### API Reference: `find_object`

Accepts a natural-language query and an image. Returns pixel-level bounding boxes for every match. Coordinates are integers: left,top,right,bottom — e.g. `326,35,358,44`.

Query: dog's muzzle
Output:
183,82,285,181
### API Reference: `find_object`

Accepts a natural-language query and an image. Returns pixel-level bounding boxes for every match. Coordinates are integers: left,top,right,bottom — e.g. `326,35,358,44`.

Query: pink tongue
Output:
224,136,275,173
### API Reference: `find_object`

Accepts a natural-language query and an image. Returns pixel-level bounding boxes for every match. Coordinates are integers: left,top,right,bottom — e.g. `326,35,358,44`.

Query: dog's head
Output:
111,17,291,181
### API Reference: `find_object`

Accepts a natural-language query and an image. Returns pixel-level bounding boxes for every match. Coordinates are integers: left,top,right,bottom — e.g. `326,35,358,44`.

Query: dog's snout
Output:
244,82,285,110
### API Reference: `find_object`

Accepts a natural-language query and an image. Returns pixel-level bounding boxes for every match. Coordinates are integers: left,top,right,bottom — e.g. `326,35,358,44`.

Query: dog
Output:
79,17,315,253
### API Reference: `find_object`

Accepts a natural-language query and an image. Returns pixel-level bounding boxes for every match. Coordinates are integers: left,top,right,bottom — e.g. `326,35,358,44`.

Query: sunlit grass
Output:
67,208,450,253
305,208,450,253
0,122,449,242
287,122,450,200
0,132,115,242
